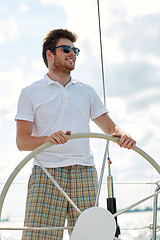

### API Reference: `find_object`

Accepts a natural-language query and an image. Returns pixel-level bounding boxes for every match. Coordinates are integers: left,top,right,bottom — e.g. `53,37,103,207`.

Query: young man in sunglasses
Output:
16,29,136,240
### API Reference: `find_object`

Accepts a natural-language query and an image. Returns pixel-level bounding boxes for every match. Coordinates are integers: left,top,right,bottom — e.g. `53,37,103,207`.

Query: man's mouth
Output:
66,58,74,64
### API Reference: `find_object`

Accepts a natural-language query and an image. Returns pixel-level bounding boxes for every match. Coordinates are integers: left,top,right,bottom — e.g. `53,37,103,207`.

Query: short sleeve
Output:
15,89,34,122
89,87,109,120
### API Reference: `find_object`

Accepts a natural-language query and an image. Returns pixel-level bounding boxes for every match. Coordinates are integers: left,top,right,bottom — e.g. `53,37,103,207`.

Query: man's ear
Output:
46,50,54,62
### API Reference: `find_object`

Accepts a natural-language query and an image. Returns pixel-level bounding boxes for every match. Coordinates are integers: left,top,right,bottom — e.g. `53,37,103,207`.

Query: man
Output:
16,29,136,240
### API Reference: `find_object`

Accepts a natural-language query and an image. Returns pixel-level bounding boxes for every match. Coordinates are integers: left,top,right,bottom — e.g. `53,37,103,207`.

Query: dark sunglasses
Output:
50,45,80,56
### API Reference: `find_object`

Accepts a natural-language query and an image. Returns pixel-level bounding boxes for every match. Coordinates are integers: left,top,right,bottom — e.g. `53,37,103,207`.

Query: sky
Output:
0,0,160,222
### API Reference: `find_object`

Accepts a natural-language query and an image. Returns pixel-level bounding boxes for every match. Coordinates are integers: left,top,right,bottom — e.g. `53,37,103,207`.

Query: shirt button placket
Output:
63,88,69,108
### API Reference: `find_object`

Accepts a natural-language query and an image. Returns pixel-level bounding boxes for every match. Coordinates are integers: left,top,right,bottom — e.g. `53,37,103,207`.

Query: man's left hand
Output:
112,133,136,149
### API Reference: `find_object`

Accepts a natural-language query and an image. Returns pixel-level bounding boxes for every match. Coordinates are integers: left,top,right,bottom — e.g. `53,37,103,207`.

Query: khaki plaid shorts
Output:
22,165,98,240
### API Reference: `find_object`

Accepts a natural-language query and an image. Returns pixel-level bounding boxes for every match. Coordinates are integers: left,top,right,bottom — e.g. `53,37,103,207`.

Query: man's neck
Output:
47,70,71,87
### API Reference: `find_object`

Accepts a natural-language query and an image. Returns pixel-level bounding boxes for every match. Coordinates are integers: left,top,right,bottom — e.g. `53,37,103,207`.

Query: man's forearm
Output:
16,135,49,151
16,130,70,151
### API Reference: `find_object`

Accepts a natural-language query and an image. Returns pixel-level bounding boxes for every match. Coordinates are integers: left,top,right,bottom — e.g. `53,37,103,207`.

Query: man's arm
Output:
16,120,70,151
93,113,136,149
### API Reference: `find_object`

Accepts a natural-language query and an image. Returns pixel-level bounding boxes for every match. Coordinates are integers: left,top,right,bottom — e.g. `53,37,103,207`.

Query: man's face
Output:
51,38,77,73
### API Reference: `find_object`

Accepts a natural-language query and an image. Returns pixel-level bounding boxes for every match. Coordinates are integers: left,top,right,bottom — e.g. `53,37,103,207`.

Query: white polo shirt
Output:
15,74,108,168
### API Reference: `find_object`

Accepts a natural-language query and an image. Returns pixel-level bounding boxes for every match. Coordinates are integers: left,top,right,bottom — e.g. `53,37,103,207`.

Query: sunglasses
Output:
50,45,80,56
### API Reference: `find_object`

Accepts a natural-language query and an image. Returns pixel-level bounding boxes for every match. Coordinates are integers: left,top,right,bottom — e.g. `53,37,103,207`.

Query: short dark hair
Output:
42,29,77,67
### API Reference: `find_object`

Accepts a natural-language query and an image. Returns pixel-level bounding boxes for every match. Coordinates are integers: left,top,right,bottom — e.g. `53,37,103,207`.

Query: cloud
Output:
31,60,47,72
128,53,160,68
0,18,19,43
118,14,160,57
106,61,160,99
38,0,101,50
18,3,29,12
0,67,24,99
39,0,55,4
0,67,34,124
37,0,160,57
127,88,160,112
116,0,160,19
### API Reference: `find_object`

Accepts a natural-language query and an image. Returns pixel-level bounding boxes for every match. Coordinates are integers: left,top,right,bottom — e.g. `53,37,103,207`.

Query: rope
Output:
97,0,106,106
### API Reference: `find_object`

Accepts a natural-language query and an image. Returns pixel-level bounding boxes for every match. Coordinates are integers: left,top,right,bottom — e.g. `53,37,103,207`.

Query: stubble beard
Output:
53,58,75,74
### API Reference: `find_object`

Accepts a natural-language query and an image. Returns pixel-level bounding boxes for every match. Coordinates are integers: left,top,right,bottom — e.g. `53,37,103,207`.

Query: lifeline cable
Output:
97,0,106,106
96,5,120,236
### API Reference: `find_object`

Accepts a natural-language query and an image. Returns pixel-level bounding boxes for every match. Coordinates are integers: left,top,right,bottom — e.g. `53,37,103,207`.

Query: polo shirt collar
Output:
44,73,78,87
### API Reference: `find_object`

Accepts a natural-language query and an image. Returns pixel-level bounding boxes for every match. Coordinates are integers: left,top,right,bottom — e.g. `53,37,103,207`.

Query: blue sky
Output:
0,0,160,219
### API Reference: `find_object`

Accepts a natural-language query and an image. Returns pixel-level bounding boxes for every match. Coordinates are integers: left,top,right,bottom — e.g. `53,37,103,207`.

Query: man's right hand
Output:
48,130,71,145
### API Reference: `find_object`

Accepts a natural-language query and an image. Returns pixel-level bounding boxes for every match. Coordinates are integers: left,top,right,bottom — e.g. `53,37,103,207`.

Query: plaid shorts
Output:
22,165,98,240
